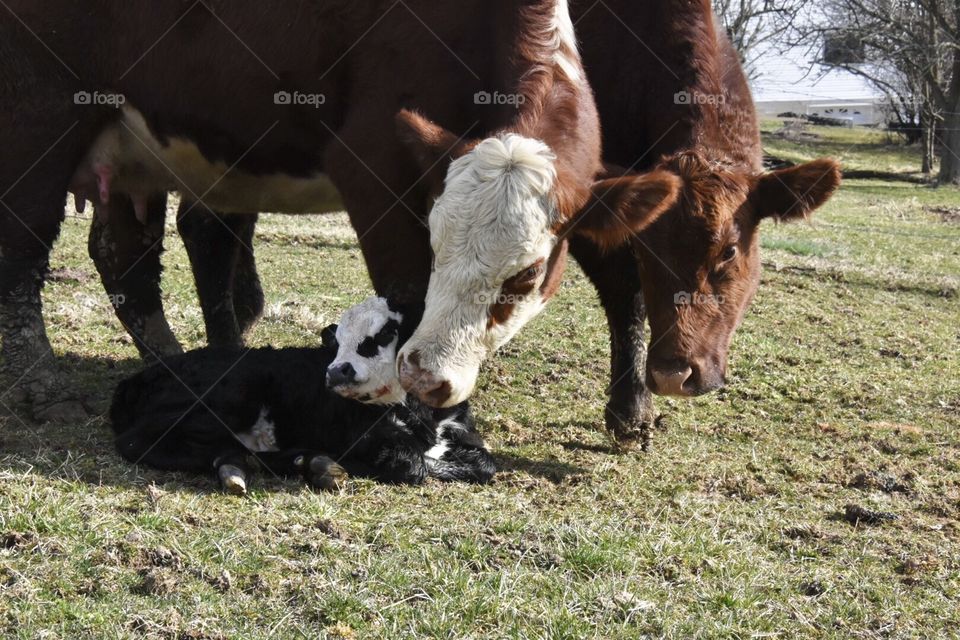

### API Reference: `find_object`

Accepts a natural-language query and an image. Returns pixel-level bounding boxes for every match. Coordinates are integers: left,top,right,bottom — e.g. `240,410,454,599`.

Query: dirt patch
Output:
47,267,94,284
849,470,913,494
133,567,178,596
924,205,960,224
2,531,36,550
843,503,899,526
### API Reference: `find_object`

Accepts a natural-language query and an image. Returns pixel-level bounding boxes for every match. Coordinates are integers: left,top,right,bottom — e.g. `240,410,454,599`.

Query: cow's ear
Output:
566,171,681,251
752,159,841,222
321,324,339,349
396,109,476,192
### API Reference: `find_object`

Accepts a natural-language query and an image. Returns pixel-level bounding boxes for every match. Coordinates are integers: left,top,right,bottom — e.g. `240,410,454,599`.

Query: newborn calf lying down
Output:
110,297,495,494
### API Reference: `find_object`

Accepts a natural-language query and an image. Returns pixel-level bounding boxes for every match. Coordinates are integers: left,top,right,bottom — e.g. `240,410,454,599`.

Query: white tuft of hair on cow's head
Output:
398,133,560,408
325,297,406,405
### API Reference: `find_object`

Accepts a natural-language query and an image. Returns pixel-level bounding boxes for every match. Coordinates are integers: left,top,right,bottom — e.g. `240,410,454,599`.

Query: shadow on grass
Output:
493,451,586,484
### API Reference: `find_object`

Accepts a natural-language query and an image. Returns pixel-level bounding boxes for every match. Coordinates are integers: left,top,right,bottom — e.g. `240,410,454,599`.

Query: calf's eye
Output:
721,245,738,263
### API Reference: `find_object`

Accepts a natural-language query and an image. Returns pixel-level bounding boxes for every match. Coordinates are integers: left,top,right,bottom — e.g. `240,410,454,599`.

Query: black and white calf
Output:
109,297,495,494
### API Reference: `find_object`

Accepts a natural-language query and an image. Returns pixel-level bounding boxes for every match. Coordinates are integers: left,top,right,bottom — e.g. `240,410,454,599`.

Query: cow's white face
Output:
326,297,406,405
398,134,560,408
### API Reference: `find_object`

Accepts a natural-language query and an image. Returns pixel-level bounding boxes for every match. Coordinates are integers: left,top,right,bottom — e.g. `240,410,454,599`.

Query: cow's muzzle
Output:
398,351,453,407
647,359,724,397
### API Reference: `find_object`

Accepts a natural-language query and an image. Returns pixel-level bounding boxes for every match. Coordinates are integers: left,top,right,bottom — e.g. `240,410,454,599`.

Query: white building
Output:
750,46,889,126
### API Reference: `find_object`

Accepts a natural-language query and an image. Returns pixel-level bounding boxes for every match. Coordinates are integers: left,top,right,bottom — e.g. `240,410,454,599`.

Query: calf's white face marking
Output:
398,134,559,407
327,297,406,405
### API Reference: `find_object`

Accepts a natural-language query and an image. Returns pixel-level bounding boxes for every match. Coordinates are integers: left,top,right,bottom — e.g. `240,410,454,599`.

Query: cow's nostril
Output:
326,362,357,388
421,380,452,407
650,365,694,397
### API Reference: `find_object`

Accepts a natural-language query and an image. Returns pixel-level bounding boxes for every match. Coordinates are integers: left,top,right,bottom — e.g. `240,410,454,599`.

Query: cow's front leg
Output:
88,194,183,361
569,236,656,450
177,206,262,348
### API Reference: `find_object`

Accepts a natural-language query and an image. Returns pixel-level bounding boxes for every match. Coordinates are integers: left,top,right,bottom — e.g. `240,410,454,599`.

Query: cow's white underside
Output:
77,105,343,214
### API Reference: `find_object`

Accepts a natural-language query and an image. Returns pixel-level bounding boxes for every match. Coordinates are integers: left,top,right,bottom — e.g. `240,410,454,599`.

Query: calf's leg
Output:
253,450,349,491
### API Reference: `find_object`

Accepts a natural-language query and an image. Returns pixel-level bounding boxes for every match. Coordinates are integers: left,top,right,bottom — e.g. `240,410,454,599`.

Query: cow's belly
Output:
72,105,343,214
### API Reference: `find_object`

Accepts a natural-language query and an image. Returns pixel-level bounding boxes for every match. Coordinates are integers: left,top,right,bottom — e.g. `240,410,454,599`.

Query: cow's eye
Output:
514,262,544,284
720,245,738,263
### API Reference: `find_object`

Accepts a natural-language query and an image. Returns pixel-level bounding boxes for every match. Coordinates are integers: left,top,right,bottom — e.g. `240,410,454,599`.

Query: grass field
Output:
1,126,959,639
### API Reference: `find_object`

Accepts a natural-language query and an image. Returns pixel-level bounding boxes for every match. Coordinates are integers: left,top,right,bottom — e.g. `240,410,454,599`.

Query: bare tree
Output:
713,0,804,78
796,0,960,182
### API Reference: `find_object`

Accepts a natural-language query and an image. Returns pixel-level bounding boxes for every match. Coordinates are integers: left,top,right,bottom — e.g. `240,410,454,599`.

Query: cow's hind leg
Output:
229,215,264,337
570,237,656,450
177,207,262,347
253,450,349,491
88,194,183,361
0,161,88,421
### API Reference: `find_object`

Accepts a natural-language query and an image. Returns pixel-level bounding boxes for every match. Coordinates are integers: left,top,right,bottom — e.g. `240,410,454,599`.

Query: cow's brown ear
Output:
752,159,841,222
566,171,681,251
396,109,476,192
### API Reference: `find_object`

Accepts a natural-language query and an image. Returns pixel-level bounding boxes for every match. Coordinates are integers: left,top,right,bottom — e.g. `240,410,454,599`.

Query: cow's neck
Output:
507,0,601,222
653,0,762,172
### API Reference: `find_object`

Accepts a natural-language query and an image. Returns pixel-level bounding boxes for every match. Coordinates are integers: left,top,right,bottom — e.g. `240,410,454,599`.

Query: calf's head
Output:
572,152,842,397
324,297,410,405
395,111,677,407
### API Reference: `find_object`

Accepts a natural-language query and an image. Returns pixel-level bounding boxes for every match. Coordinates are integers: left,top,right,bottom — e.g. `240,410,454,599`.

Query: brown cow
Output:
0,1,640,421
562,0,840,442
82,0,837,443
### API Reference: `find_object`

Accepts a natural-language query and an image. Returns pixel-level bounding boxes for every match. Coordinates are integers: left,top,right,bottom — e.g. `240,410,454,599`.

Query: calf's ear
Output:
751,159,841,222
396,109,477,193
565,170,681,251
321,324,339,349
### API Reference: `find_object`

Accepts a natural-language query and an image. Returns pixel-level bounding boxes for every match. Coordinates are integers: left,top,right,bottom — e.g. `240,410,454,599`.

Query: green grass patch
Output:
2,129,959,637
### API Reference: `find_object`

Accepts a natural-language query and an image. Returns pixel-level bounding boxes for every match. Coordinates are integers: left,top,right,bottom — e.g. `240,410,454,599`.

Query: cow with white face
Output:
398,135,556,406
396,114,680,408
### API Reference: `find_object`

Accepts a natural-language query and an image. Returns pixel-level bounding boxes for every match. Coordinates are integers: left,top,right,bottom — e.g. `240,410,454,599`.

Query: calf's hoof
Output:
298,455,349,491
218,464,249,496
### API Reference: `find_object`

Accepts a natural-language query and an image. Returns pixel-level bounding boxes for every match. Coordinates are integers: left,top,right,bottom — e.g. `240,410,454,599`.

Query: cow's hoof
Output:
604,403,656,452
306,455,349,491
1,366,91,424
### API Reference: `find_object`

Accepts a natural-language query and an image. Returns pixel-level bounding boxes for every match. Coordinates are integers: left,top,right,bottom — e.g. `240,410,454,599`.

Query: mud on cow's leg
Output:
0,166,90,419
88,194,183,361
0,198,88,423
570,237,657,450
229,215,264,337
177,206,262,348
0,252,89,423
